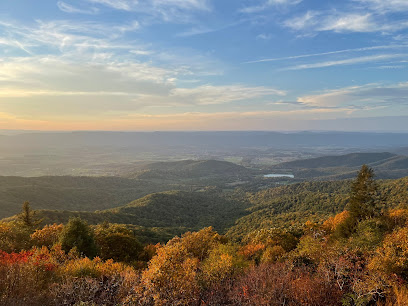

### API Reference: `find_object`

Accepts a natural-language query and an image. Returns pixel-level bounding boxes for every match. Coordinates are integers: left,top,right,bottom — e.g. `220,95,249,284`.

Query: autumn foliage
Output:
1,166,408,305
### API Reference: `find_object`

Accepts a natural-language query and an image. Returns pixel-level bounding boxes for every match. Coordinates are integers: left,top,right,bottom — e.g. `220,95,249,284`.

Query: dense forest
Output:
270,152,408,180
3,153,408,221
2,165,408,305
4,176,407,243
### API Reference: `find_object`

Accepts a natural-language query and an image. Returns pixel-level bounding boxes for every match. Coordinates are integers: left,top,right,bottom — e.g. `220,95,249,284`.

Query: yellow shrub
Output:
369,227,408,278
323,210,350,232
60,257,133,278
31,223,64,248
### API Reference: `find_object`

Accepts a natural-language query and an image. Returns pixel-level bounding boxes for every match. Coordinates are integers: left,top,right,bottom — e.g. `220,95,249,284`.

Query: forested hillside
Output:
0,176,185,219
126,159,253,180
0,160,255,220
15,190,250,237
5,177,408,244
228,178,408,239
270,152,408,180
3,154,408,220
2,166,408,305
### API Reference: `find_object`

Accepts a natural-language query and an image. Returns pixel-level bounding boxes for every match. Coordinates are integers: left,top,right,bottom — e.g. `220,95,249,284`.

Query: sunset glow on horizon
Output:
0,0,407,131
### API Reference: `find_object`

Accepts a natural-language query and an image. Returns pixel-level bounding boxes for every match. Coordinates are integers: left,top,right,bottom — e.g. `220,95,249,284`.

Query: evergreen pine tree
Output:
333,165,381,239
59,217,98,258
17,201,42,229
348,164,380,222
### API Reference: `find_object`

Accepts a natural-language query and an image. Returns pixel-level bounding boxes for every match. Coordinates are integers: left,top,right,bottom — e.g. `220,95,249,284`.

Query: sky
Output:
0,0,407,131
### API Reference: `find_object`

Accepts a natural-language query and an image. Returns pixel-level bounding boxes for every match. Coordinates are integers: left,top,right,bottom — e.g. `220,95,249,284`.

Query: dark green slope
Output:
0,160,253,220
270,152,408,180
376,156,408,170
227,181,351,239
0,176,181,219
127,159,252,180
227,177,408,240
3,173,407,244
17,190,250,235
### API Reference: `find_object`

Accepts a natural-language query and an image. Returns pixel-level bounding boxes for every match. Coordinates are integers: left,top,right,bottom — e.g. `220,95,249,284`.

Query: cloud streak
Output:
298,82,408,108
86,0,211,22
355,0,408,13
284,8,408,34
240,0,302,14
244,44,408,64
170,85,286,105
283,54,408,70
57,1,99,14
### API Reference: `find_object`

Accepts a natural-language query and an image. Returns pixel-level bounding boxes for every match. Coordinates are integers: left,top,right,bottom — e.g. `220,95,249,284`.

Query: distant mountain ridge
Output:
274,152,397,169
3,131,408,148
270,152,408,179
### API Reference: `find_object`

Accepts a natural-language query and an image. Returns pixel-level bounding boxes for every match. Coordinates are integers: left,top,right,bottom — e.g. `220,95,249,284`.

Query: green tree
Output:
17,201,42,229
94,222,142,262
0,221,32,252
348,165,380,221
59,217,98,258
334,165,382,239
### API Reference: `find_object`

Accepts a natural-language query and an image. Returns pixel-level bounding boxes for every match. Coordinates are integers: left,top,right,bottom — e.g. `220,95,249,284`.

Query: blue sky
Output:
0,0,407,131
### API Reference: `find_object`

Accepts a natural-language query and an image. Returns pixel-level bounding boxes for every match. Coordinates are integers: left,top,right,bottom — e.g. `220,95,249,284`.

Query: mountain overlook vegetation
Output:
2,152,408,221
2,153,408,305
2,164,408,305
4,175,408,244
0,176,184,219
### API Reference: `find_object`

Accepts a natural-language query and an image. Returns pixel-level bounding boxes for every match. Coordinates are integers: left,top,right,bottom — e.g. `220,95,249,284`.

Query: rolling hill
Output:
3,153,408,222
0,160,256,220
273,152,396,169
270,152,408,180
227,177,408,239
7,190,250,236
126,159,253,180
0,176,184,219
5,177,407,243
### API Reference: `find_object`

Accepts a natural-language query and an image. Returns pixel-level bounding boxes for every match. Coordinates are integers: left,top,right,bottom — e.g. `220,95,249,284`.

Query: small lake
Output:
264,174,294,178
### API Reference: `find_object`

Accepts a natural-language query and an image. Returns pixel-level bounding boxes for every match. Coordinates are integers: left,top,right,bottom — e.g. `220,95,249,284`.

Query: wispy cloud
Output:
256,33,272,40
0,17,223,78
176,27,215,37
0,56,285,117
0,17,238,119
0,18,284,118
0,38,33,55
355,0,408,13
240,0,302,14
319,13,375,32
57,1,99,14
176,20,242,37
283,11,319,30
170,85,286,105
244,45,408,64
0,19,142,58
284,7,408,34
298,82,408,108
86,0,132,11
86,0,211,22
284,54,408,70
